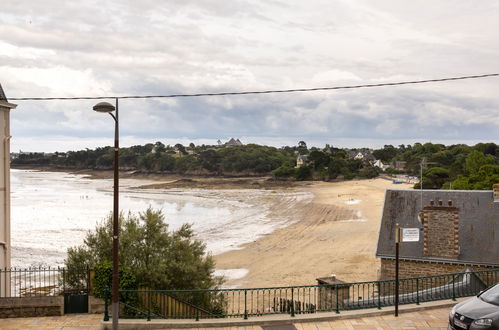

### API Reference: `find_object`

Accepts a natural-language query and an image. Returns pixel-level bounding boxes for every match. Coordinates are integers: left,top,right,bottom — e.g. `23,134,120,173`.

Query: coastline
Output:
11,165,300,190
12,166,413,288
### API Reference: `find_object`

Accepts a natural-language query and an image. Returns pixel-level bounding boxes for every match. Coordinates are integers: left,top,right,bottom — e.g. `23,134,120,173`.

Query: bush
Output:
65,208,223,291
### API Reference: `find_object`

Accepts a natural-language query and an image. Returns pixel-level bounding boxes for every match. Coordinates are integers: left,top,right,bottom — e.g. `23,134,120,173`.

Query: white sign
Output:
402,228,420,242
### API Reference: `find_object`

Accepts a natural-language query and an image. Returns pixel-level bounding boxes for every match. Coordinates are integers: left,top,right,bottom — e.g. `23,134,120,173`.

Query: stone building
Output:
376,188,499,282
316,275,351,311
0,84,16,296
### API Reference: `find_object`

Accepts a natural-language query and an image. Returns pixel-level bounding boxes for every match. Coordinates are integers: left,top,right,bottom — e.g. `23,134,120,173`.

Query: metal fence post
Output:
244,289,248,320
62,268,66,294
452,275,456,301
104,288,110,321
147,291,151,321
335,285,339,314
416,278,420,305
377,283,381,309
290,287,295,317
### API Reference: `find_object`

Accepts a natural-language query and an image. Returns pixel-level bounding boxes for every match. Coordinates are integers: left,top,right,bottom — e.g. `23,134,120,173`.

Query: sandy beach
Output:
215,178,412,288
12,167,412,288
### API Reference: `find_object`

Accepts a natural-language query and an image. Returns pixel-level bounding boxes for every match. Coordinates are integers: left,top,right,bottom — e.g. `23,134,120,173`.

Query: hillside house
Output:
224,138,243,146
390,160,406,171
296,154,308,168
0,84,16,296
347,150,375,162
373,159,389,171
376,187,499,282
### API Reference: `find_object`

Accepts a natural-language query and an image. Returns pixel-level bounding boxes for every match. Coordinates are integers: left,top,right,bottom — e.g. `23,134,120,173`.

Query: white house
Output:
0,84,16,296
373,159,389,171
296,154,308,168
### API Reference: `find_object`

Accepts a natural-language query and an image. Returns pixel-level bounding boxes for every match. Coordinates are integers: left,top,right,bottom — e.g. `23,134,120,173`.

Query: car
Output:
449,283,499,330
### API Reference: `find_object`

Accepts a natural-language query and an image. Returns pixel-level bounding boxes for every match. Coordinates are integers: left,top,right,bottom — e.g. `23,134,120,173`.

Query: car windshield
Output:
480,284,499,306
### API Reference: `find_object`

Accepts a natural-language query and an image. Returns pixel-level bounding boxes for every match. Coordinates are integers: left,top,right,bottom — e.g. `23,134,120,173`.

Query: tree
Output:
465,150,494,176
308,150,329,170
294,165,312,180
373,145,398,162
154,141,166,154
417,167,450,189
272,161,296,178
174,143,187,155
65,208,222,291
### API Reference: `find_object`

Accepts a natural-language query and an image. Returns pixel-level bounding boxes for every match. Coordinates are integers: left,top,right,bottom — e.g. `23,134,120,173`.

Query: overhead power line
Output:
9,73,499,101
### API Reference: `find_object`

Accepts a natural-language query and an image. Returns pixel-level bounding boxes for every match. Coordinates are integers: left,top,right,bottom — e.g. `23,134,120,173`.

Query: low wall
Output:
380,258,495,280
0,296,64,318
89,296,105,314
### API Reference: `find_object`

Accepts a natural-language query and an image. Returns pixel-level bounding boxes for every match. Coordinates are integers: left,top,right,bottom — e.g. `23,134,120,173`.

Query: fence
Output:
0,267,89,298
0,267,497,320
110,268,499,320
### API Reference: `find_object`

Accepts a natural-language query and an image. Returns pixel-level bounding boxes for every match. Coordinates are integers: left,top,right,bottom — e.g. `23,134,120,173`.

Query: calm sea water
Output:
10,169,312,269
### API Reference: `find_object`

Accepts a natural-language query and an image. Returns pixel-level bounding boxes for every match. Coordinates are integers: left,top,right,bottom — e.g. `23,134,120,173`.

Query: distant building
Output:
347,150,375,162
0,83,17,296
224,138,243,146
296,154,308,168
372,159,389,171
390,160,406,171
376,187,499,284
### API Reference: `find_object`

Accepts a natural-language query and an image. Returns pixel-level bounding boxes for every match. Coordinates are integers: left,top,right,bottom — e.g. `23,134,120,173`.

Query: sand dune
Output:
214,178,412,288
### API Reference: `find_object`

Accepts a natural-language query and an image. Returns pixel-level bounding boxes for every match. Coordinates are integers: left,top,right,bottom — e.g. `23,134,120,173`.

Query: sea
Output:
10,169,313,278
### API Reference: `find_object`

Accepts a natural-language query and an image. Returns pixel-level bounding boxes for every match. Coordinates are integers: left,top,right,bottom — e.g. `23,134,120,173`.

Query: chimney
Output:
493,184,499,202
422,199,459,259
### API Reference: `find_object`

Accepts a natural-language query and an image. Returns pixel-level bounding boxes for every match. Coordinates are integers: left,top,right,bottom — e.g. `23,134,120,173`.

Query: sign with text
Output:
402,228,420,242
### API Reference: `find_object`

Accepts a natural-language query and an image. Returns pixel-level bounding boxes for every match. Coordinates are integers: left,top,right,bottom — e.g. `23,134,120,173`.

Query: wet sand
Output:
214,178,412,288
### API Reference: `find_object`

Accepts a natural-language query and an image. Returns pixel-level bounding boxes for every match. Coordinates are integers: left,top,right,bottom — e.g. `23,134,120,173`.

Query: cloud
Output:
2,0,499,152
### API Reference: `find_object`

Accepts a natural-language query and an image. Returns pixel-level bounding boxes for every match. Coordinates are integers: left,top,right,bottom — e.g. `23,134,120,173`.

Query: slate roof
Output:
376,189,499,266
297,154,308,161
224,138,243,146
0,83,7,101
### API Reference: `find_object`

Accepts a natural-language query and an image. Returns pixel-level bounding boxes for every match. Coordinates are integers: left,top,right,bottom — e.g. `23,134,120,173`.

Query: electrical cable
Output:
9,73,499,101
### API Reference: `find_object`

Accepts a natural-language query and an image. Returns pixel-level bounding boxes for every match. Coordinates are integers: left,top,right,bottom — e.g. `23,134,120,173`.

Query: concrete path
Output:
0,301,455,329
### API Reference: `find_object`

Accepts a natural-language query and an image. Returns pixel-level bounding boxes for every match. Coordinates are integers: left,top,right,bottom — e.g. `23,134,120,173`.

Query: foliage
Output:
271,161,296,178
464,150,494,175
93,261,137,298
65,208,222,291
414,167,450,189
294,165,312,180
19,140,499,188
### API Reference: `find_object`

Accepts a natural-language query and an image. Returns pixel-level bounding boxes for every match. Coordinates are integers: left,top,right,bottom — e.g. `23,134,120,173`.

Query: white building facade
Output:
0,84,16,296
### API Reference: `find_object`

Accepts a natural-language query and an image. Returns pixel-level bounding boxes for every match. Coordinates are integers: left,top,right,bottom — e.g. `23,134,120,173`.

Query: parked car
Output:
449,283,499,330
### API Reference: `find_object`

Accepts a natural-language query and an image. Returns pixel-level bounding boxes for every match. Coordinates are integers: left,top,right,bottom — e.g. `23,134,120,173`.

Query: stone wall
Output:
317,285,350,311
379,258,497,295
379,258,494,281
0,296,63,318
88,295,105,314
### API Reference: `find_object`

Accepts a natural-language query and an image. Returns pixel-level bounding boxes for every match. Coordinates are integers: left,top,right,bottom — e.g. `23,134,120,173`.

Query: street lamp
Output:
93,99,119,330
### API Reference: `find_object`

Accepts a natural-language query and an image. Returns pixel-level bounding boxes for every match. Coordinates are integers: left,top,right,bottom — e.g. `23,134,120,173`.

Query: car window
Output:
480,284,499,306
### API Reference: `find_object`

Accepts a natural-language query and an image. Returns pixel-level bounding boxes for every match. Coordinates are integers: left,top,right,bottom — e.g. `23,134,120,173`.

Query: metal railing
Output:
0,267,497,320
0,267,89,298
109,268,499,320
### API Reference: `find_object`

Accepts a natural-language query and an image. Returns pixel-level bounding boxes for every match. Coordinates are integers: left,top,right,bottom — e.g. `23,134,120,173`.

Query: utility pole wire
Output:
9,73,499,101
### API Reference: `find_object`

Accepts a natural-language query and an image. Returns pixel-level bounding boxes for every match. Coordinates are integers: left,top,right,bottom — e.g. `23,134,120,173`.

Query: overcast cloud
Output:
2,0,499,152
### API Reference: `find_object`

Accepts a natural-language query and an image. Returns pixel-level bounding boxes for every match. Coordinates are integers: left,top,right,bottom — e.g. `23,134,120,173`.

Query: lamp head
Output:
93,102,115,113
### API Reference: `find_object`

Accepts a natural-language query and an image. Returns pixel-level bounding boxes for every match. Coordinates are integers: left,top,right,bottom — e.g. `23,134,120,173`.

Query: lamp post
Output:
93,99,119,330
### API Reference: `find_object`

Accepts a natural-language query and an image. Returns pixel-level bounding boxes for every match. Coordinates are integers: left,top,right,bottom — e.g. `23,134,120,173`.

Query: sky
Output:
2,0,499,152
